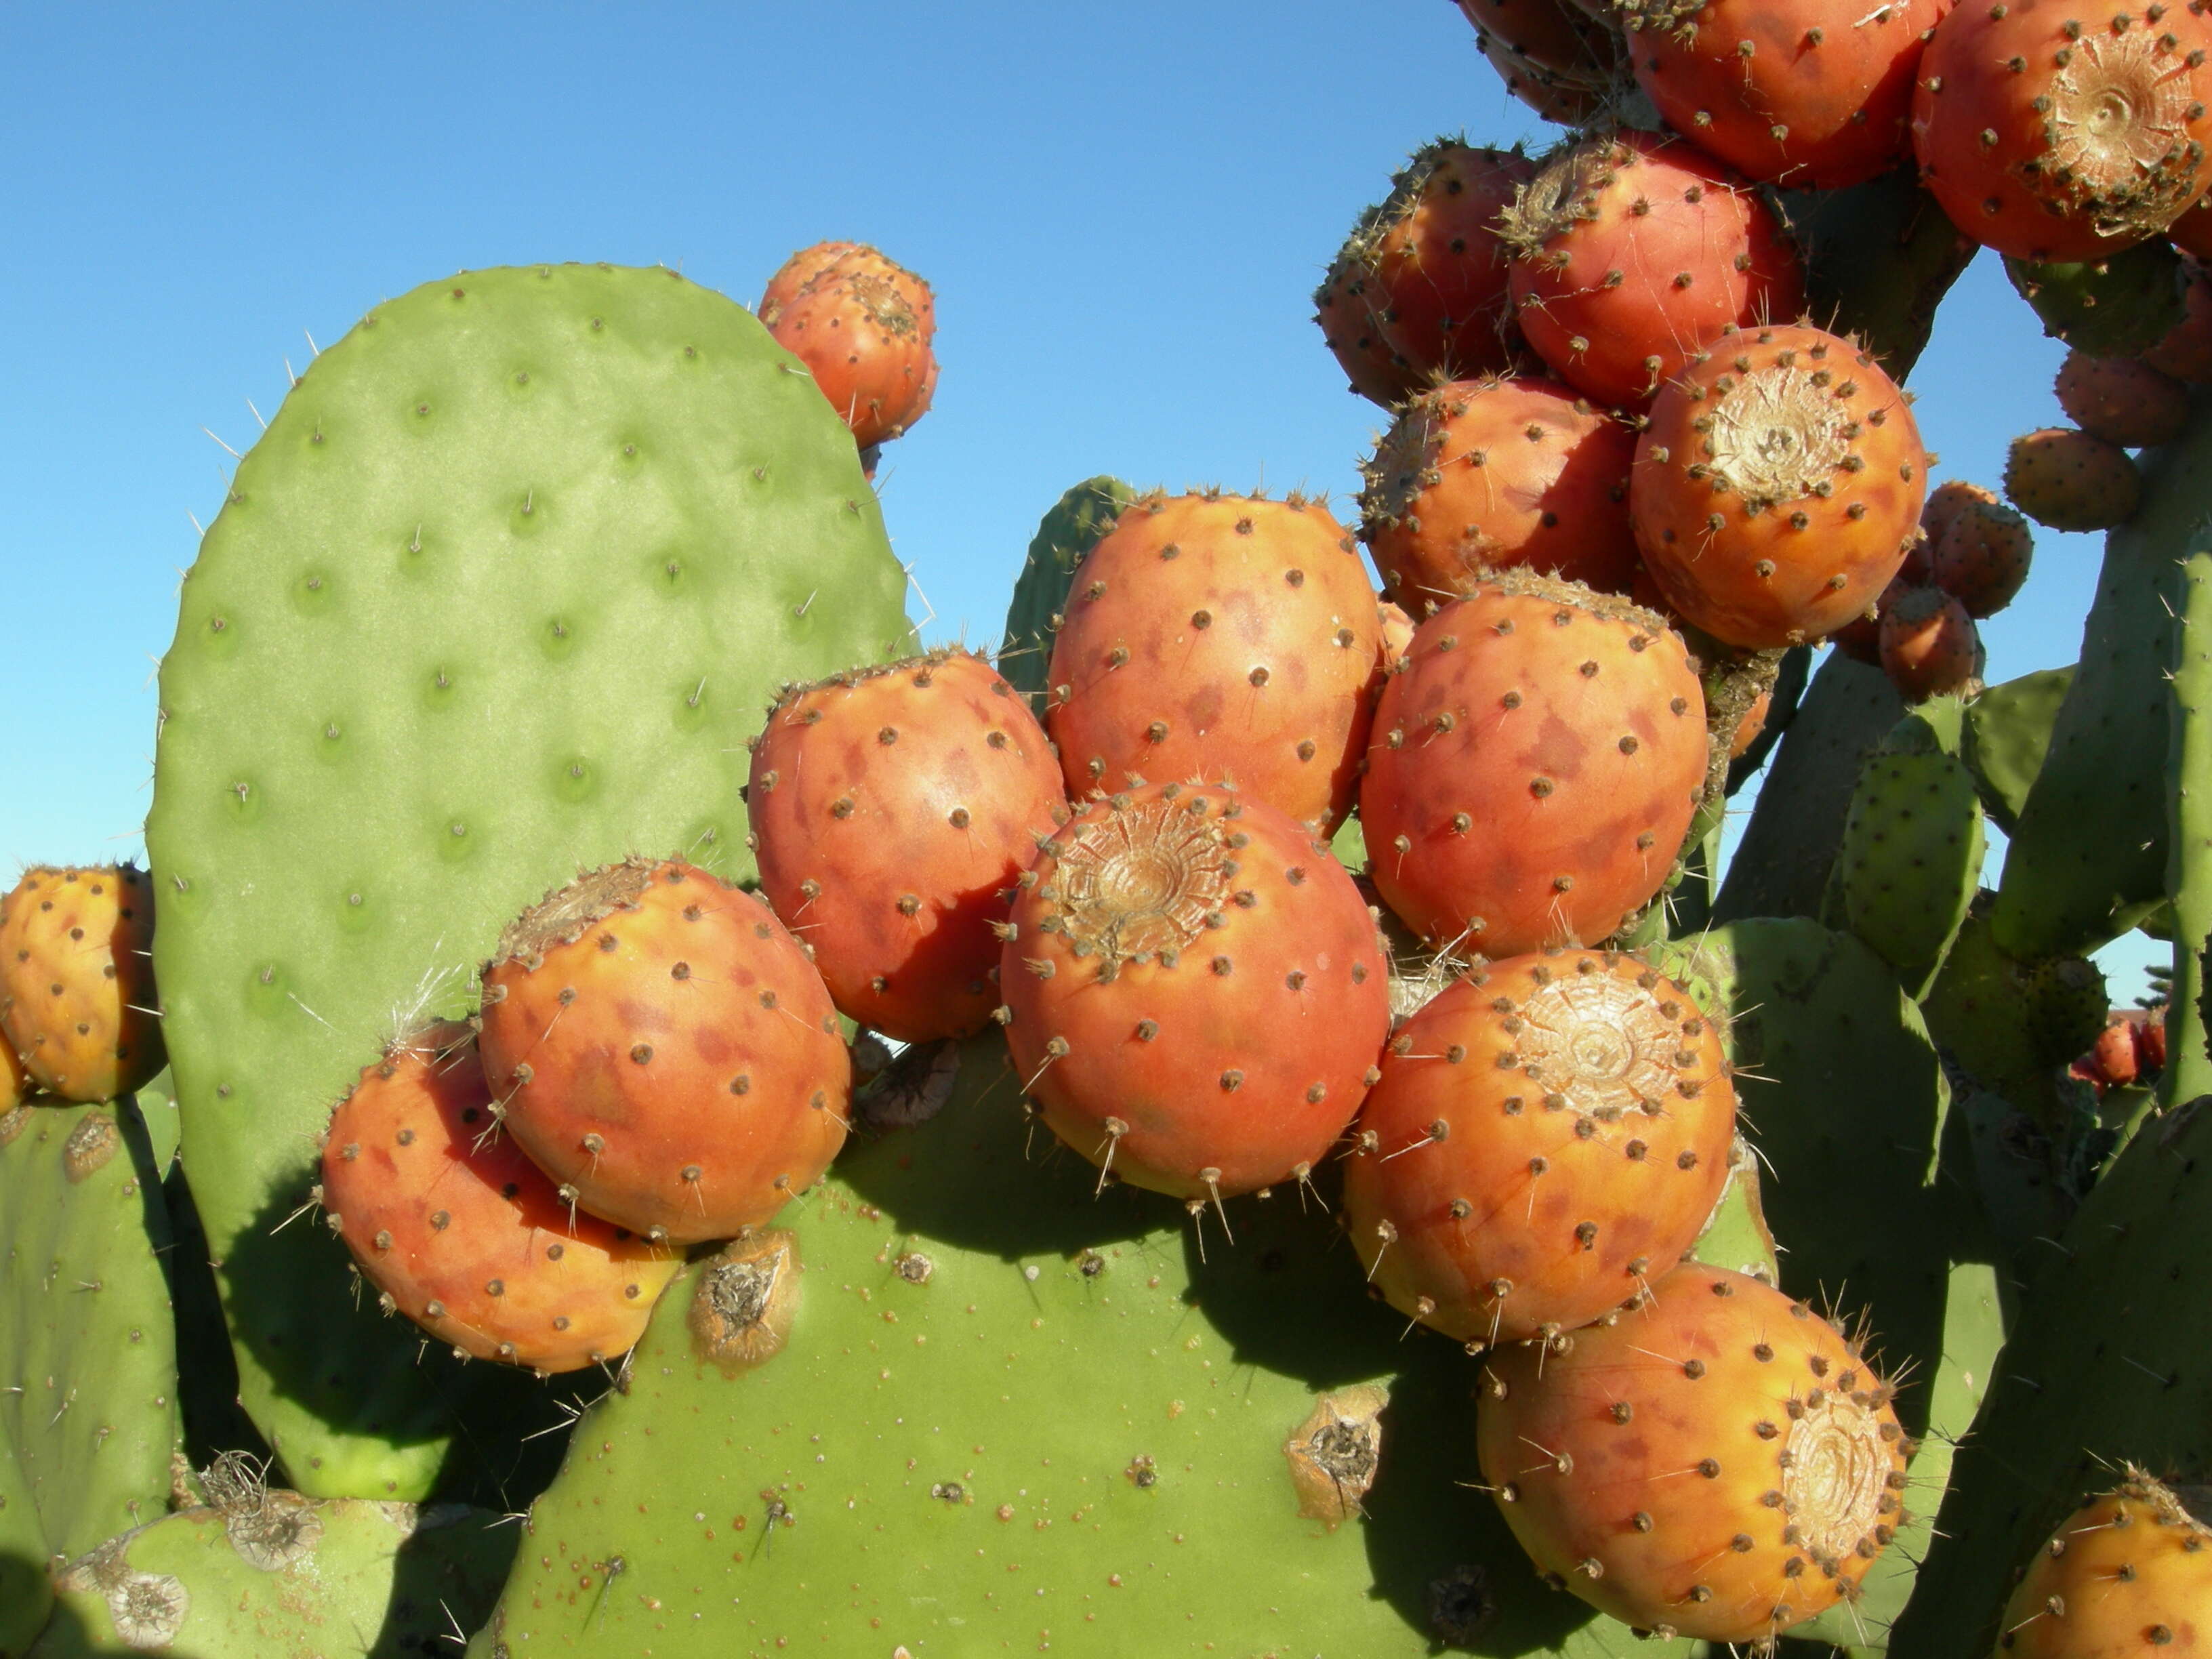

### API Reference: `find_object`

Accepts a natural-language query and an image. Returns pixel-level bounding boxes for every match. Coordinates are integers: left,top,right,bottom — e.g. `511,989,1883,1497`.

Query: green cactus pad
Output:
997,475,1135,714
1961,663,2073,834
1923,901,2108,1128
0,1099,181,1570
470,1035,1692,1659
2003,240,2188,356
1775,165,1976,379
1652,920,2002,1647
145,264,913,1500
1990,394,2212,958
1835,700,1986,998
1,1435,51,1659
1715,652,1904,924
33,1491,514,1657
1683,1137,1780,1284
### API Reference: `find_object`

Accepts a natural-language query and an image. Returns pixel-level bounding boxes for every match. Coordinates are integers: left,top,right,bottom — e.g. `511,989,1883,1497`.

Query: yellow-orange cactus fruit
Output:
1632,323,1927,649
0,863,164,1103
1994,1470,2212,1656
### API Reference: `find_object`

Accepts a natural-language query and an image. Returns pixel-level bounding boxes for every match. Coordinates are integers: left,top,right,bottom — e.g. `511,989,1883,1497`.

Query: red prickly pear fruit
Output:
760,249,937,447
1830,573,1915,664
1995,1471,2212,1657
748,649,1069,1043
1343,949,1735,1347
1456,0,1624,84
0,863,164,1103
1620,0,1945,188
1931,497,2034,617
2139,1006,2169,1073
1879,586,1980,700
760,242,870,321
319,1021,679,1372
1476,1261,1909,1643
998,781,1391,1202
1920,478,1997,560
1359,377,1641,615
1044,491,1382,835
1315,230,1422,409
1361,141,1536,382
2172,190,2212,260
1633,323,1927,649
2078,1012,2144,1089
2053,349,2192,447
1727,689,1774,760
2004,428,2144,530
1359,575,1708,958
1911,0,2212,264
1500,130,1805,410
1476,28,1618,123
478,858,851,1246
2142,258,2212,382
1377,600,1418,672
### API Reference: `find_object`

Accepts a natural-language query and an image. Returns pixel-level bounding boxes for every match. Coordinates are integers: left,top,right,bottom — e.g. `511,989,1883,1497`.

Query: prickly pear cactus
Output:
470,1035,1694,1658
0,1099,181,1571
1960,663,2072,834
2003,241,2188,355
1990,390,2211,958
1715,652,1904,924
998,476,1134,713
145,264,914,1500
35,1483,514,1657
1833,698,1985,999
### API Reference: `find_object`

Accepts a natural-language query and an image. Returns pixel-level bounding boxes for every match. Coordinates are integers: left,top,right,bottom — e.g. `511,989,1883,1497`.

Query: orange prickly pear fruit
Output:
1343,947,1736,1347
1993,1470,2212,1655
319,1021,678,1372
0,863,164,1103
1477,1261,1910,1644
1633,323,1927,649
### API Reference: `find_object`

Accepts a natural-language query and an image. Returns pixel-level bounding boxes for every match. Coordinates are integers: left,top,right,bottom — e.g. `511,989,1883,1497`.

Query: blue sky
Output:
0,1,2154,994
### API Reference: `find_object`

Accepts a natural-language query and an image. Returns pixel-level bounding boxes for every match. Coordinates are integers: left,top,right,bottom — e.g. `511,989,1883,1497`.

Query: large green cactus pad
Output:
1835,701,1985,998
471,1036,1692,1659
1715,653,1904,926
146,264,913,1500
1960,663,2072,835
0,1099,180,1570
33,1494,513,1657
1991,393,2212,957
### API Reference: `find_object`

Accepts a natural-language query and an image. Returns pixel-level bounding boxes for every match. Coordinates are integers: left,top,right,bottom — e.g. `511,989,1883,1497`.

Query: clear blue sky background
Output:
0,1,2156,996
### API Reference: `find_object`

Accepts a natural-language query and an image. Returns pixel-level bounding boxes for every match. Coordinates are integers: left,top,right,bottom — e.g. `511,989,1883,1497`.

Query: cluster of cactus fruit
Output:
14,0,2212,1650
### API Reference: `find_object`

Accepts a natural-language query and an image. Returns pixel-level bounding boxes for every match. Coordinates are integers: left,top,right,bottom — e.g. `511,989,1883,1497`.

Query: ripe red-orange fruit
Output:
1623,0,1946,188
1880,586,1981,699
478,858,850,1245
759,241,870,320
1911,0,2212,263
1044,492,1382,835
2143,258,2212,381
999,781,1391,1202
1359,577,1708,958
1995,1471,2212,1656
1343,949,1735,1347
1830,572,1917,664
0,1033,28,1113
1728,689,1774,759
2171,190,2212,260
1457,0,1627,123
1633,323,1928,649
1378,600,1418,671
1477,1261,1909,1643
1315,228,1422,408
760,248,937,447
0,864,164,1103
1501,130,1805,409
1360,377,1641,614
747,650,1069,1043
1360,141,1537,381
1931,496,2034,617
1921,477,1999,552
2054,350,2191,447
2005,427,2144,529
319,1022,678,1372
